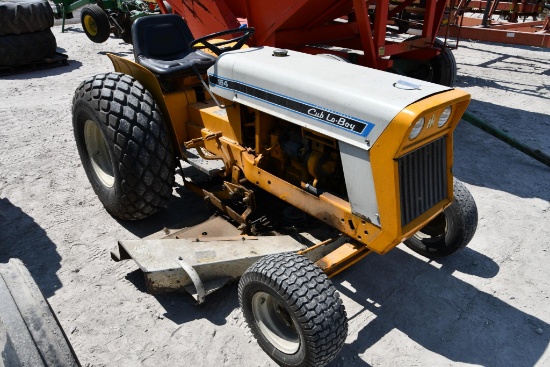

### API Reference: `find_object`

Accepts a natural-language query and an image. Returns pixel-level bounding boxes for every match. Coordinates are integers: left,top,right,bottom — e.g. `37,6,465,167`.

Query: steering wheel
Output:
189,27,255,56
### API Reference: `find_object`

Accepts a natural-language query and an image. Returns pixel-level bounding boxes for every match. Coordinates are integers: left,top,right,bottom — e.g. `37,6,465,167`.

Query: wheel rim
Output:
412,212,448,244
84,120,115,188
83,15,98,36
251,291,300,354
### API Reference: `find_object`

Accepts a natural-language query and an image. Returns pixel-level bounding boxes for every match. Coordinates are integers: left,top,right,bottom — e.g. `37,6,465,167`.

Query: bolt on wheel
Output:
239,253,347,367
251,291,300,354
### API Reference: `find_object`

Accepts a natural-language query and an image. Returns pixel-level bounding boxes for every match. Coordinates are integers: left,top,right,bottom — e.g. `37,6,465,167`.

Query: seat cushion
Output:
137,50,216,78
132,14,216,79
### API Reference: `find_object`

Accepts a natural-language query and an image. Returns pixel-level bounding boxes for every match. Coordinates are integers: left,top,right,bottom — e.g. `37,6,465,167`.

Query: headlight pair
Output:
409,106,452,140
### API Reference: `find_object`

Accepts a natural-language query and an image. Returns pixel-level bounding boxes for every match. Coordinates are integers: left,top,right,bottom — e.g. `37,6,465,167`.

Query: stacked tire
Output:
0,0,57,67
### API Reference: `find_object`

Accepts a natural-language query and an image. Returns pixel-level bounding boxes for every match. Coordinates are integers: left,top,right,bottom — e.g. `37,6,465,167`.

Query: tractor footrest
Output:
183,148,225,176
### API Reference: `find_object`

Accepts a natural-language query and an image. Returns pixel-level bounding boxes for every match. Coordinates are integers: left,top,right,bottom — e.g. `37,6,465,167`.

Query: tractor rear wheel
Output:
72,72,175,220
81,4,110,43
404,179,478,258
239,253,347,367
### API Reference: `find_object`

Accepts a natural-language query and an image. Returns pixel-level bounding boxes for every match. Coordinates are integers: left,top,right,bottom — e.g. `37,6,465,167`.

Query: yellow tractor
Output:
72,14,477,367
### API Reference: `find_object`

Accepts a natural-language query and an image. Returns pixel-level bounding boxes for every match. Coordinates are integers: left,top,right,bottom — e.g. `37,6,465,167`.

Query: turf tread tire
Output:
72,72,175,220
404,178,478,258
0,0,54,36
0,29,56,66
239,253,347,367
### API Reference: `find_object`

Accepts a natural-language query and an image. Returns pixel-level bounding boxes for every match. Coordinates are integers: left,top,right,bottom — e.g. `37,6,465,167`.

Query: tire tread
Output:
0,29,56,66
0,0,54,36
72,72,175,220
239,253,347,367
404,178,478,258
80,4,110,43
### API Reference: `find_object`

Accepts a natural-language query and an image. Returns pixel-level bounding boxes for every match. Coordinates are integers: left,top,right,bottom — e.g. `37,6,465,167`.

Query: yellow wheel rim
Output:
83,15,98,36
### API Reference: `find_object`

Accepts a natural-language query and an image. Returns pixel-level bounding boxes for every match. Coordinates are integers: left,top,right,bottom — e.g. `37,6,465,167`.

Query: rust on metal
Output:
183,180,256,231
159,0,463,71
315,241,373,277
297,236,341,255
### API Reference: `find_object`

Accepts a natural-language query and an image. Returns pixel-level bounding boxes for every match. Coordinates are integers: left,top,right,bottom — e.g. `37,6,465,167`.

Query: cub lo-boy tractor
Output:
72,14,478,367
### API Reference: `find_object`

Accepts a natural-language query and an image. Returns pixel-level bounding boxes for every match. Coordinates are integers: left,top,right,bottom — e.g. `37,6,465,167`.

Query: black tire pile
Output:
0,0,57,66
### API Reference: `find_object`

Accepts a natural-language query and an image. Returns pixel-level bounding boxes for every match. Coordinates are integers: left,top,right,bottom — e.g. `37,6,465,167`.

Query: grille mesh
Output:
398,137,448,226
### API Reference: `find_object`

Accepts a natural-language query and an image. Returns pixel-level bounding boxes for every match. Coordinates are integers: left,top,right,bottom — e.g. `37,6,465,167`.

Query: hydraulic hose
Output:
462,111,550,168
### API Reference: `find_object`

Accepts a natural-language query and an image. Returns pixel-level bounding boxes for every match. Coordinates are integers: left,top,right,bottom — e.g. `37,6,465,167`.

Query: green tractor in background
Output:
52,0,170,44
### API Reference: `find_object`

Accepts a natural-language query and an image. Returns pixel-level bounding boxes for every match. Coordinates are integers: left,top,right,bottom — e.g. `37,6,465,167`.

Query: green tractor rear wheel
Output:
81,4,110,43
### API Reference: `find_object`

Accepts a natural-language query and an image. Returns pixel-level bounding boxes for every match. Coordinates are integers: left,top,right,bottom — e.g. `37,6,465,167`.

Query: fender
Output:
107,53,191,156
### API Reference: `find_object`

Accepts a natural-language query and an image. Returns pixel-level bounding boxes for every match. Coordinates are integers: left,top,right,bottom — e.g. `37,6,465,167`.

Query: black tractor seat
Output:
132,14,216,79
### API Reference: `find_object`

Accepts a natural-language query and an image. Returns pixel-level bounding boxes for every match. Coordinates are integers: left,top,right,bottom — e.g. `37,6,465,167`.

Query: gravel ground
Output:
1,25,549,367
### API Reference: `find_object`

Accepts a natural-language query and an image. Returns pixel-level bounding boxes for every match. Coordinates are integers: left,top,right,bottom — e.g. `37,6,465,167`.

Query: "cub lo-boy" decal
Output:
209,74,374,137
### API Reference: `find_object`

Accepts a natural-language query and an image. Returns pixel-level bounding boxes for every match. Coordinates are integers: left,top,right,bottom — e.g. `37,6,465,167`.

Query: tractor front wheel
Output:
81,4,110,43
239,253,347,367
72,72,175,220
404,179,478,258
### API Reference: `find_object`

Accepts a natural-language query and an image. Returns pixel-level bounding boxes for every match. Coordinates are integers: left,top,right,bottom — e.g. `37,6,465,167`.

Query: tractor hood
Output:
207,46,451,150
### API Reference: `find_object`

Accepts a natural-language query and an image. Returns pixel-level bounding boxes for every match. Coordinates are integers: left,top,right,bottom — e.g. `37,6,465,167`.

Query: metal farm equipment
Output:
53,0,170,43
443,0,550,48
161,0,462,86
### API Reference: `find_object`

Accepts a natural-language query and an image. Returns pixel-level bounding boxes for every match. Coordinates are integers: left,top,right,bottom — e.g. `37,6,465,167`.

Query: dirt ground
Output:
1,24,549,367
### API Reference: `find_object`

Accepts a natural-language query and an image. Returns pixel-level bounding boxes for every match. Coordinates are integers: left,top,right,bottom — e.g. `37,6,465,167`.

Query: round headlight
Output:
409,117,424,140
438,106,452,128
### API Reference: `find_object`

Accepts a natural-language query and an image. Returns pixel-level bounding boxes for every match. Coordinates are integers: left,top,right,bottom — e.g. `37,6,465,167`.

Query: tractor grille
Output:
398,137,448,226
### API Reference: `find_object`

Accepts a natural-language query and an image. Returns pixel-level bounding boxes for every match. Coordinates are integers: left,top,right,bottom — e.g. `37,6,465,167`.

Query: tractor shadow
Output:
331,246,548,367
59,26,85,34
123,267,239,326
116,181,239,326
98,49,134,57
115,184,214,238
0,198,63,297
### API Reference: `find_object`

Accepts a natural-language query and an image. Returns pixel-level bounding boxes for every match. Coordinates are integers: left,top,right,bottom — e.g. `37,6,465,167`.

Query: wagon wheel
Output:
239,253,348,367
